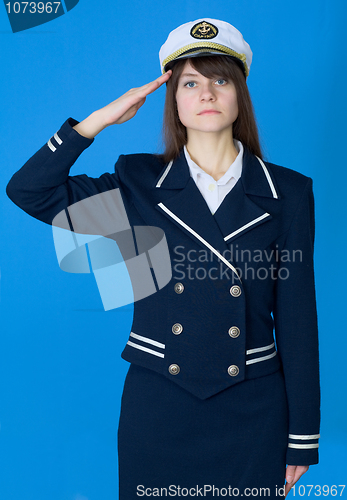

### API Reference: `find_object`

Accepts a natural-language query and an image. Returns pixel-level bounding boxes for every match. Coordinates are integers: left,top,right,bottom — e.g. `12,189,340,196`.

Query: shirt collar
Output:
184,140,244,186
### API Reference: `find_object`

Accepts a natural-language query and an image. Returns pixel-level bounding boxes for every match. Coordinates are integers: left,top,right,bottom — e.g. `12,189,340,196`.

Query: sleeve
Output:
273,177,321,466
6,117,127,224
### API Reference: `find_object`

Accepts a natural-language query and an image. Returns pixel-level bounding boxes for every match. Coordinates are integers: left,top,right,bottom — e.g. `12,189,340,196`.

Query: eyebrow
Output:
180,72,200,78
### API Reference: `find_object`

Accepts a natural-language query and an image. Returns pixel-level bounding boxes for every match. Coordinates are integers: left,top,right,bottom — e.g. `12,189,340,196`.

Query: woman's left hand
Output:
285,465,309,497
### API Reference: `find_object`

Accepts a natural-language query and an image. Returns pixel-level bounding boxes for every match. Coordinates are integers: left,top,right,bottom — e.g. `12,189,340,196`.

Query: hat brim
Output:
163,50,247,78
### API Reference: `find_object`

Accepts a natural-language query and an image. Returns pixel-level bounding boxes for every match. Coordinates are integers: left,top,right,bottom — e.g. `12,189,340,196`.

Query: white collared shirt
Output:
184,140,243,215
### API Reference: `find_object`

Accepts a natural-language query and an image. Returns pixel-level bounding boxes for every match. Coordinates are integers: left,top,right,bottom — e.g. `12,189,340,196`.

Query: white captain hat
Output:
159,18,253,78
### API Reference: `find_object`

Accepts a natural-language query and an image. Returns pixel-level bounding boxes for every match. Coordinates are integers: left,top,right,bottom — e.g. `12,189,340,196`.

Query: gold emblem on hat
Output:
190,21,218,39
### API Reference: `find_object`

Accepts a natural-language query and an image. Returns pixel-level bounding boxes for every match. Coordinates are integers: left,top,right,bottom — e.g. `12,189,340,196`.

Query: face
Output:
175,60,239,135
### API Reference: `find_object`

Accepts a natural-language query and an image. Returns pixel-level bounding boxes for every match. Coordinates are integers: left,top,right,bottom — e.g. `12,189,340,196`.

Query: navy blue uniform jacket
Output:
6,118,321,466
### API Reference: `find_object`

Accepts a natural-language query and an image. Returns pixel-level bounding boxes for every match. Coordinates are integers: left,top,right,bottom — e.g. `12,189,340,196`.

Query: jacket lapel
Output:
153,147,281,277
213,147,280,244
154,151,237,275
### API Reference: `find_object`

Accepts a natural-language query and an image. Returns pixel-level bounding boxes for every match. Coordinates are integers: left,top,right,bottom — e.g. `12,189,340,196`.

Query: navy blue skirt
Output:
118,365,288,499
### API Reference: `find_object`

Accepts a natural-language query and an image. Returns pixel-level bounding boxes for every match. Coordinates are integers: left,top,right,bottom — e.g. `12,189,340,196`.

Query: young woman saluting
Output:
7,18,320,499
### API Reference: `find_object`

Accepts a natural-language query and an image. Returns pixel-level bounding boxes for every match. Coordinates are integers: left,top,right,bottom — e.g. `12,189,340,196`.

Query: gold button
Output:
208,183,216,192
174,282,184,294
168,364,180,375
230,285,241,297
172,323,183,335
228,365,239,376
228,326,240,338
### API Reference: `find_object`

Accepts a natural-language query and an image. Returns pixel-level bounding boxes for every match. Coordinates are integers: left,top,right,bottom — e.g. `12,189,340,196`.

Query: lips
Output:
198,110,221,115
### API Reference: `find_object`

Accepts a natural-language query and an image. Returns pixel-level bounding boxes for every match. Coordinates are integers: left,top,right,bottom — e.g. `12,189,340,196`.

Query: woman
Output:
7,18,320,499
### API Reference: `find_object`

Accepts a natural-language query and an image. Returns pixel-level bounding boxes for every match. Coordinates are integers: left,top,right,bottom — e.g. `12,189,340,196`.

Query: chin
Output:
192,125,233,134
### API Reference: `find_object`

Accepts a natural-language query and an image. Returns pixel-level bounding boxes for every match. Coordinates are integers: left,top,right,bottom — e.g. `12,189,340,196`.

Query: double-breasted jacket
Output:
6,117,321,466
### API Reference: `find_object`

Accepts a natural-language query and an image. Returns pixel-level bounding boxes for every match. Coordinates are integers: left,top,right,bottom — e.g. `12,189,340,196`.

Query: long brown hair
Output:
160,55,263,163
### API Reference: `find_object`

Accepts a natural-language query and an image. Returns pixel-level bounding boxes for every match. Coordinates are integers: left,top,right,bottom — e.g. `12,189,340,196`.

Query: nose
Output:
199,82,216,101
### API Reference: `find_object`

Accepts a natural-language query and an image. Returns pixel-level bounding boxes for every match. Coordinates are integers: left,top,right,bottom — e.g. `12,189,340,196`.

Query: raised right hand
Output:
102,70,172,126
73,70,172,139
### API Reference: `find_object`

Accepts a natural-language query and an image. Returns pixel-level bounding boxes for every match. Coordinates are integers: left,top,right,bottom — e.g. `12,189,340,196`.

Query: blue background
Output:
1,1,346,499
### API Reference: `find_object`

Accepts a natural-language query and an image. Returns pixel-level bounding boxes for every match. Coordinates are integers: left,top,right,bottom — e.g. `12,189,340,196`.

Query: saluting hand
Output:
102,70,172,126
73,70,172,139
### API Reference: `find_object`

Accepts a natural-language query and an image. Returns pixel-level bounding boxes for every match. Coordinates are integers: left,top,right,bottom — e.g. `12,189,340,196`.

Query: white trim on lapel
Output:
157,202,242,282
156,160,173,188
255,156,279,199
224,212,271,242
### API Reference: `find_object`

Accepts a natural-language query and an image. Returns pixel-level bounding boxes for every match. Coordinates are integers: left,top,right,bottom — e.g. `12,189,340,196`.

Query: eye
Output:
215,78,227,85
184,81,197,88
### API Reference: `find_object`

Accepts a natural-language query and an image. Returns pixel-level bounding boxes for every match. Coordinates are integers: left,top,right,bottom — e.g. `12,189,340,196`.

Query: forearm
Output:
6,118,95,223
72,109,109,139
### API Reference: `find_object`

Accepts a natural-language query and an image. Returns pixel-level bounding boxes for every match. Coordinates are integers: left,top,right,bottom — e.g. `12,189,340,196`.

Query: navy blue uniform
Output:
7,118,320,497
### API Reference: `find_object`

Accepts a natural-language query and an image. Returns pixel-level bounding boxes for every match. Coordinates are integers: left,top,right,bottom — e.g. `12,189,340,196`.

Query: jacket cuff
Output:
286,434,320,465
46,117,94,153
